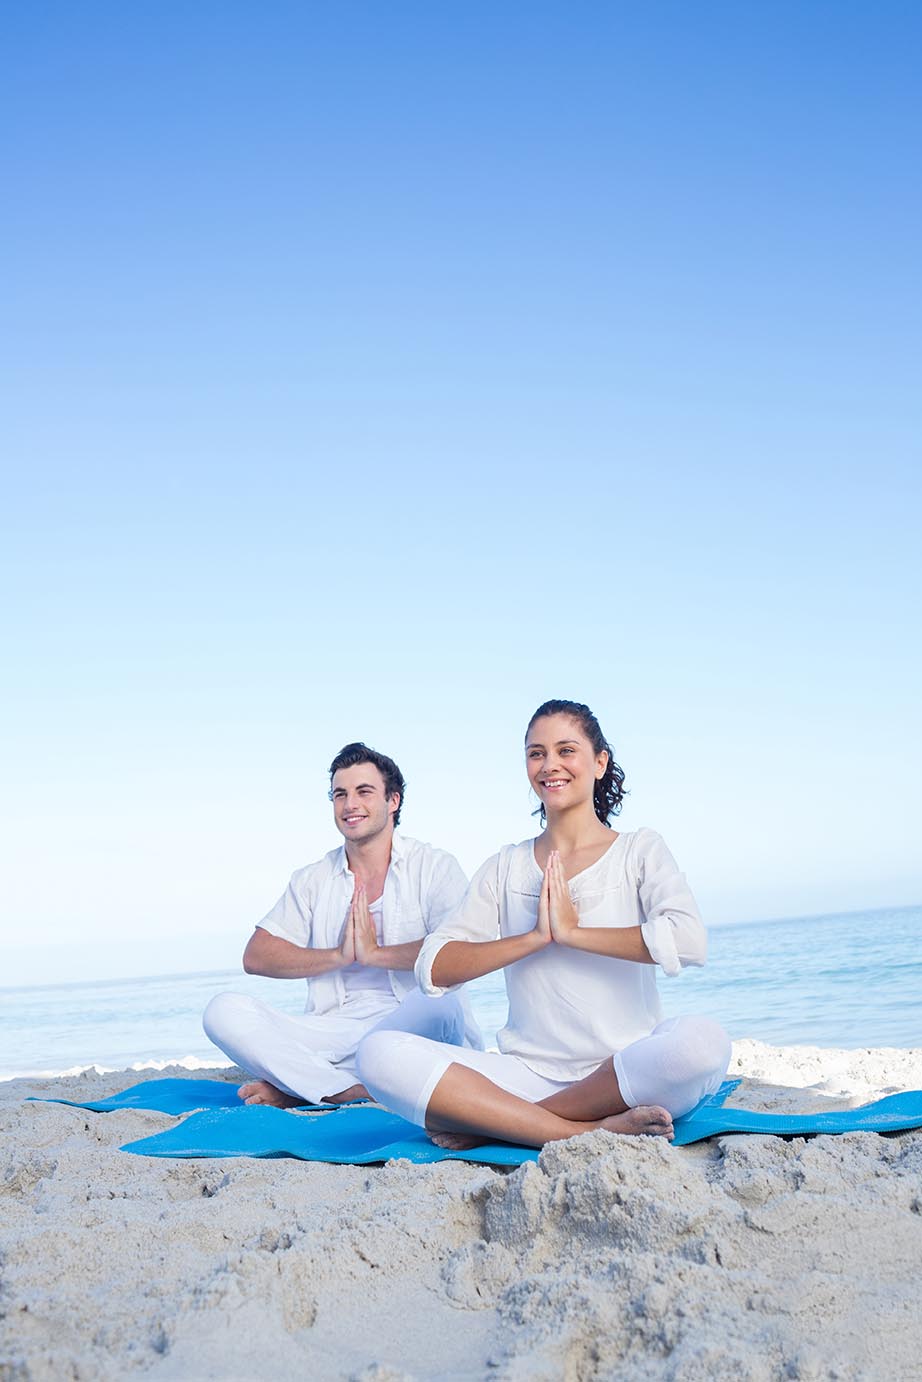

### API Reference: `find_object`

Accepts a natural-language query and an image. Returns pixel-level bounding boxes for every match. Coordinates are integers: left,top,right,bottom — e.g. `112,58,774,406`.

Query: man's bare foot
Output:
428,1130,487,1151
599,1105,674,1139
238,1080,302,1108
320,1083,369,1104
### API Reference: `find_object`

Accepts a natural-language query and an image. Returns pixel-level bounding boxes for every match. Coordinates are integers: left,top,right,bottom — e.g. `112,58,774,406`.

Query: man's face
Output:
330,763,399,845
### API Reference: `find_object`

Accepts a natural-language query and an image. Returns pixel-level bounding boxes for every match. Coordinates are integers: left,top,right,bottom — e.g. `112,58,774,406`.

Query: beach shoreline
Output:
2,1040,921,1380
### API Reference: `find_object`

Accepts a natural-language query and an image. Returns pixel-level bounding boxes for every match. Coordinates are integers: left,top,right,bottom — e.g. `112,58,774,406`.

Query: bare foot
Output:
320,1083,369,1104
428,1130,487,1151
238,1080,302,1108
599,1105,674,1139
428,1105,673,1150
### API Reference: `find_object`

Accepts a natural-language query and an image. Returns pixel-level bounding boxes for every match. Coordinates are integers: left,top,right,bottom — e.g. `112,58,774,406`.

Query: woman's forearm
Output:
431,932,546,986
368,939,423,972
559,924,654,963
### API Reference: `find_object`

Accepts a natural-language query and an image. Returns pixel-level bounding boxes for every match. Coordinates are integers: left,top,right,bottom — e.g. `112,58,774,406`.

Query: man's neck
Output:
344,828,395,885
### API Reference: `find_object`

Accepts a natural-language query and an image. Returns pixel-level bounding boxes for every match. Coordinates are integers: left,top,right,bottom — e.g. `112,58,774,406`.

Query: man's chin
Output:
339,823,381,843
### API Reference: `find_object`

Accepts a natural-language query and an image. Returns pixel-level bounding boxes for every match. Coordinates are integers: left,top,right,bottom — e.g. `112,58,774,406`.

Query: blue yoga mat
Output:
35,1076,743,1122
120,1079,741,1166
122,1104,540,1166
670,1088,922,1146
120,1082,922,1165
29,1077,360,1116
42,1075,921,1165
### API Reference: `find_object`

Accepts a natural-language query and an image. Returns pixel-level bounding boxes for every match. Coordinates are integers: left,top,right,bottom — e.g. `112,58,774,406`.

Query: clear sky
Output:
3,2,920,986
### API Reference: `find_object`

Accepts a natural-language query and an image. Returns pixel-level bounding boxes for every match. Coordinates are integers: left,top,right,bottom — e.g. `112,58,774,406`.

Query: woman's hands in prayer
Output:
537,849,653,965
542,850,581,946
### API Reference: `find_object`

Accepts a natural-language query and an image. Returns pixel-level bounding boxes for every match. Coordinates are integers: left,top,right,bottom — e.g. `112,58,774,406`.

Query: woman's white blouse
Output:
416,828,707,1083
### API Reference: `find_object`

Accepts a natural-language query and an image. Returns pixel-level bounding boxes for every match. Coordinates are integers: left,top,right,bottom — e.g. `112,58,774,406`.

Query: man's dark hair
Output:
328,742,406,826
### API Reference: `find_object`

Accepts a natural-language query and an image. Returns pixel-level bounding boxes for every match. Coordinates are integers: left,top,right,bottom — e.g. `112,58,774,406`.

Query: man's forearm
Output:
242,930,345,978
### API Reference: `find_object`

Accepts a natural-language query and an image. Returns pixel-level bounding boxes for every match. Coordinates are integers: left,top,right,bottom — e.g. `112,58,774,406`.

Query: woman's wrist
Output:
525,926,551,954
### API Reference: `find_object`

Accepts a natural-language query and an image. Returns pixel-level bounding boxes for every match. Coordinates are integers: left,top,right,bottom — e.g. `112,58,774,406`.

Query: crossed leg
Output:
425,1058,673,1149
204,988,473,1108
358,1014,731,1149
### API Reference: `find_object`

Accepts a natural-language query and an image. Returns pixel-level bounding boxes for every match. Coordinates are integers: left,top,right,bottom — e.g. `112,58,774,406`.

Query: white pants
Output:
203,987,470,1103
357,1014,732,1127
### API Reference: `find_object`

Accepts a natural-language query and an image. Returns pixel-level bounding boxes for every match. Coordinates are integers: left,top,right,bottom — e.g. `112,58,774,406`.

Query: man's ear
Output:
389,792,401,820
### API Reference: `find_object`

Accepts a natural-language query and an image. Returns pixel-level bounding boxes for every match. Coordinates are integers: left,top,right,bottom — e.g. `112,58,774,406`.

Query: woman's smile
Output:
526,712,607,810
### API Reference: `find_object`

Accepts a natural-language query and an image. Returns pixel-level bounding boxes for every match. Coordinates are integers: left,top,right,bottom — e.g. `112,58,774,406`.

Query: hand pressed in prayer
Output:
546,850,580,945
352,884,380,966
337,901,356,966
534,859,554,947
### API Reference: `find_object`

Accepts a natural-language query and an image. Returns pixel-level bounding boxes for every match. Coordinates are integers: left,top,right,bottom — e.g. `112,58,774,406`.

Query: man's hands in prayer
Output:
337,899,357,967
352,884,381,966
337,884,382,968
336,883,420,973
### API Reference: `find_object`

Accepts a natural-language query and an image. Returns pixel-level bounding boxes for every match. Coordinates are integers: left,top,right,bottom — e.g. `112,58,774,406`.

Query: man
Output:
203,742,480,1106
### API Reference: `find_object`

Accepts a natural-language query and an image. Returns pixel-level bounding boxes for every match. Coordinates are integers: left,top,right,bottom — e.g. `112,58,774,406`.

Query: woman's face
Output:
525,713,608,815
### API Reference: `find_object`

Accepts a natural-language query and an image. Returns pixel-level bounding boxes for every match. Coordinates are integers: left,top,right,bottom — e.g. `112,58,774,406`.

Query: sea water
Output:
1,904,919,1081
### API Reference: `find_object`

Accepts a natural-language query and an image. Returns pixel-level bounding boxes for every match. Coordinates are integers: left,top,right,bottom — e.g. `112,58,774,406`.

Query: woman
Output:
357,700,731,1147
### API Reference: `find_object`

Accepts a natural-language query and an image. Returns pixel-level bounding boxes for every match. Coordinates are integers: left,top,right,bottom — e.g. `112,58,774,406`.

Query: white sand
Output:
2,1041,921,1381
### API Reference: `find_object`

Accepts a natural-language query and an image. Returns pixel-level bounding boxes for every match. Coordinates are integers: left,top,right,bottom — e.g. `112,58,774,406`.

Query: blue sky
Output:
3,2,920,985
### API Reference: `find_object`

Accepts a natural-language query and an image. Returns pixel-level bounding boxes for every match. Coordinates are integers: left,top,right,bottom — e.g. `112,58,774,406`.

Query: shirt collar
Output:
332,830,405,877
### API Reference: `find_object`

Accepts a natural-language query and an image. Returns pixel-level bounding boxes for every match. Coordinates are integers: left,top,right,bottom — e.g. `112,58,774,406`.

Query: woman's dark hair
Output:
328,742,406,826
525,699,627,826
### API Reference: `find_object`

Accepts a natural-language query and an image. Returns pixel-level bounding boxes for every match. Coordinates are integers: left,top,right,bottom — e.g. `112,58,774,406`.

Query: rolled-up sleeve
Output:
416,851,503,996
635,830,707,977
257,873,313,946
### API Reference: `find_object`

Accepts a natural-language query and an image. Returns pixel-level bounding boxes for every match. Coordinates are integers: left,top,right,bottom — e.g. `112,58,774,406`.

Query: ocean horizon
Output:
3,903,919,1081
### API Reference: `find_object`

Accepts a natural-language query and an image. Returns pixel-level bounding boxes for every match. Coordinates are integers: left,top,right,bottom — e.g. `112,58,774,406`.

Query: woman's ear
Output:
595,750,609,781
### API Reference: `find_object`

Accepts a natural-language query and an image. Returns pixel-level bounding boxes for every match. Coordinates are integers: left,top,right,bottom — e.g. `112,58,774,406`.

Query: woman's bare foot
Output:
599,1105,674,1139
238,1080,302,1108
426,1105,673,1151
428,1130,487,1151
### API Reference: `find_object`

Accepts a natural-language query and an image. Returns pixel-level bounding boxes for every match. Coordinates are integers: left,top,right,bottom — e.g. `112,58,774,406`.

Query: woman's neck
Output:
541,805,612,854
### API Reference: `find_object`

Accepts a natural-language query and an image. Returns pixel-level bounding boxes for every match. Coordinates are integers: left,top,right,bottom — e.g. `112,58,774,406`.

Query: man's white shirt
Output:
258,831,471,1018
